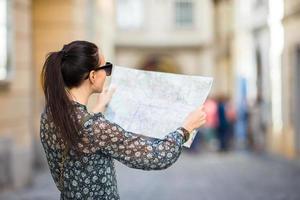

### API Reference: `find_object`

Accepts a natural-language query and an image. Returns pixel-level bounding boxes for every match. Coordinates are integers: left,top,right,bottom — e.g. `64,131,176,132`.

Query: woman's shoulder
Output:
40,108,50,127
81,111,106,128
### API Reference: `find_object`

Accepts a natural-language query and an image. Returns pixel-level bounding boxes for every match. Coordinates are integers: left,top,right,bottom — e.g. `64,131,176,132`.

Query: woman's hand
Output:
92,87,116,113
182,105,207,133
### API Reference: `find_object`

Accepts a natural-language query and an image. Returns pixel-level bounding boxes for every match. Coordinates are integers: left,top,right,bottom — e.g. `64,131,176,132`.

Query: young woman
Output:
40,40,207,200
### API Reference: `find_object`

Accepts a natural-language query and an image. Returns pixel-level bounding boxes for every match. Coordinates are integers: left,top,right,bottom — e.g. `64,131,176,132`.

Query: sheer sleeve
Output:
78,112,190,170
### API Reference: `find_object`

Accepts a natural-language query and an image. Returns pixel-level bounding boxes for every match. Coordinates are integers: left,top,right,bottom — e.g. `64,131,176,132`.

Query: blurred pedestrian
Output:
249,95,267,153
216,95,230,152
203,97,218,151
226,98,237,150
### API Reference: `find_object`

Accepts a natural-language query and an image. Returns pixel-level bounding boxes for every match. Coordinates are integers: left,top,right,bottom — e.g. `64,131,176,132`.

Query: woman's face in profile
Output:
91,53,107,93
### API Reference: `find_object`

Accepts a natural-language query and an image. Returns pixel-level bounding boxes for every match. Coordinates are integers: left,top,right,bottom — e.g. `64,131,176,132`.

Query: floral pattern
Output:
40,100,189,199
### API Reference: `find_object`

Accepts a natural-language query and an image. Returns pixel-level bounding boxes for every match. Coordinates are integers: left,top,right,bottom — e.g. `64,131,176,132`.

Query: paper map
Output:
104,66,213,147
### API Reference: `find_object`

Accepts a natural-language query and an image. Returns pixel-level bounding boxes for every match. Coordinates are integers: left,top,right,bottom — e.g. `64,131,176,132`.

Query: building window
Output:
174,0,194,28
116,0,144,30
0,0,10,82
253,0,267,8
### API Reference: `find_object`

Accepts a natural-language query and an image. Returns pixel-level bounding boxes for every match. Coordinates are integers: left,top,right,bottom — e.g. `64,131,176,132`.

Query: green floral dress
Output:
40,100,189,200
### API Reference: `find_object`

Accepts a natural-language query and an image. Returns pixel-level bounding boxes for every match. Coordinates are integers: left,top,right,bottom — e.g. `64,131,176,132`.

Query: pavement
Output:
1,151,300,200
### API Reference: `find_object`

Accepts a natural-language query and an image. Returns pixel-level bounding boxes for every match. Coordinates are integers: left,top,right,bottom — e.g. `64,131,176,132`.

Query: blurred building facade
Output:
231,0,298,157
114,0,215,76
114,0,237,96
0,0,300,190
282,0,300,158
0,0,115,190
0,0,36,190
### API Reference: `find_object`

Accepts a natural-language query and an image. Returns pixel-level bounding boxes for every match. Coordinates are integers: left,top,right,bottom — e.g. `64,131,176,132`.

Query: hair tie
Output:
60,49,68,58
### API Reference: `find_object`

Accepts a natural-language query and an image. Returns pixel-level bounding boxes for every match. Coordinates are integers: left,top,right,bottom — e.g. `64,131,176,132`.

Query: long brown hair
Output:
40,40,100,151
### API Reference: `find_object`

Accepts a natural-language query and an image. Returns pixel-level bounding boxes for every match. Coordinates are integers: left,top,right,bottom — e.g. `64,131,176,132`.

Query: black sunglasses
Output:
84,62,113,79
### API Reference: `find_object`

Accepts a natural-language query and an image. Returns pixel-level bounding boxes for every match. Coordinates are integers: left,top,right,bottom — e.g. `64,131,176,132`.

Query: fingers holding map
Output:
104,66,213,148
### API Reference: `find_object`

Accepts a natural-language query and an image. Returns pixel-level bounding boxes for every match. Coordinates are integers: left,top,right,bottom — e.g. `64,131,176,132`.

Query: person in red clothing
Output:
203,97,219,151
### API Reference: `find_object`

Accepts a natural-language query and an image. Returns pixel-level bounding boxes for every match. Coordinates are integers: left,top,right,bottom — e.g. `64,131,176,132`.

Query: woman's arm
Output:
79,112,190,170
84,87,206,170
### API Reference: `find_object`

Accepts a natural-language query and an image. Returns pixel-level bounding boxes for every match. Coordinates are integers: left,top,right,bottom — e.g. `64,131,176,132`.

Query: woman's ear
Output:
88,70,96,83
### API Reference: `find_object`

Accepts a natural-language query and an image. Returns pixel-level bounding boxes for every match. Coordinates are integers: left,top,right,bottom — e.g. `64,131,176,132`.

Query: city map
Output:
104,66,213,147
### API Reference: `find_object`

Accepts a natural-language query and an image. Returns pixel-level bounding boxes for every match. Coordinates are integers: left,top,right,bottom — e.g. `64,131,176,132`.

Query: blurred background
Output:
1,0,300,199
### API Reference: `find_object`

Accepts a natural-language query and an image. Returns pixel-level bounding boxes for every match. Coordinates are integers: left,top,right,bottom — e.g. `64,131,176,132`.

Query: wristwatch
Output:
177,127,191,143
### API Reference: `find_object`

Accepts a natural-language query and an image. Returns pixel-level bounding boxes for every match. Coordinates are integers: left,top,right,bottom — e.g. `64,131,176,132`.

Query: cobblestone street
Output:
1,151,300,200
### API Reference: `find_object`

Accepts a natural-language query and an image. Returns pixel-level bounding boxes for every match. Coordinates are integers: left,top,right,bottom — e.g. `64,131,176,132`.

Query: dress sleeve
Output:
78,112,190,170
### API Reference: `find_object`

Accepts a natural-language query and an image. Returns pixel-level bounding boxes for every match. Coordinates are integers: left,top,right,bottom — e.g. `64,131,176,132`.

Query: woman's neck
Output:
66,86,92,106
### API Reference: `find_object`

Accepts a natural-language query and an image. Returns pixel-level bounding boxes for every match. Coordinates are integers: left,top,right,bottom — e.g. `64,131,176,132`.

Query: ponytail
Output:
41,50,81,151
